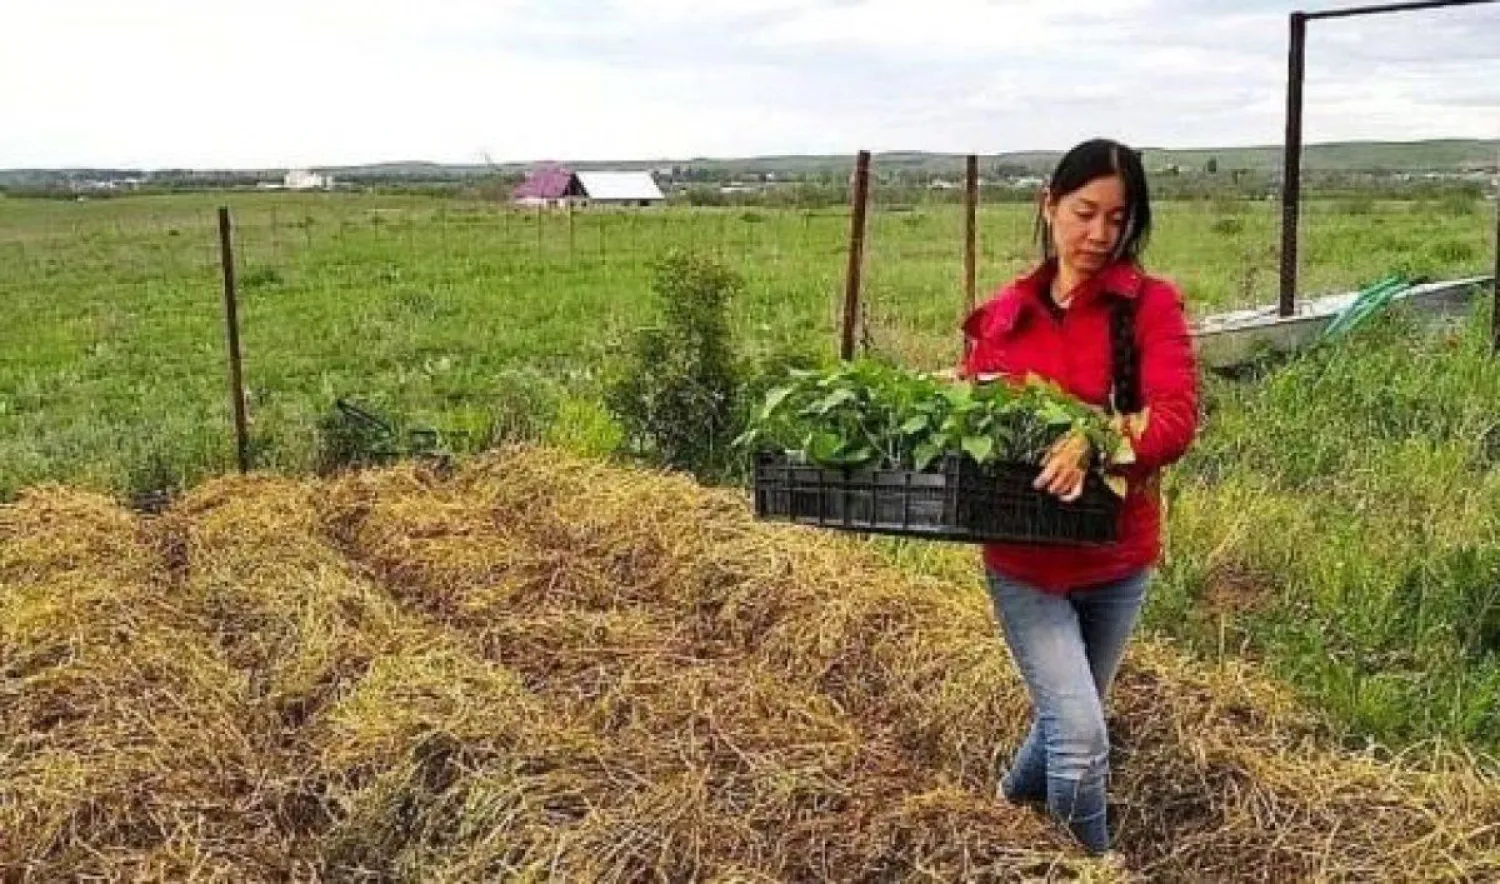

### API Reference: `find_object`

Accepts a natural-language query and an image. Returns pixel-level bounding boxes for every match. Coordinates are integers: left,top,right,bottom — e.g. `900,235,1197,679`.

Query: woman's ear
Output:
1038,186,1055,227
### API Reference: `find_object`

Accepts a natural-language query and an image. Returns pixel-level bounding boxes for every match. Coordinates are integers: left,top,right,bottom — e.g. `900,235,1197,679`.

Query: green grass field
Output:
1,190,1491,497
1165,307,1500,749
3,190,1499,755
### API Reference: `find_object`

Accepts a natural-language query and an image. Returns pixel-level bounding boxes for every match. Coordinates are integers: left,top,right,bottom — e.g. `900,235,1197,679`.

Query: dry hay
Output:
2,448,1498,882
0,488,271,880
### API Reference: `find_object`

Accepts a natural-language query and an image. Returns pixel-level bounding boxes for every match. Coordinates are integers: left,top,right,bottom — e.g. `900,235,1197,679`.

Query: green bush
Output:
483,369,562,447
604,250,745,481
682,186,726,207
546,396,624,459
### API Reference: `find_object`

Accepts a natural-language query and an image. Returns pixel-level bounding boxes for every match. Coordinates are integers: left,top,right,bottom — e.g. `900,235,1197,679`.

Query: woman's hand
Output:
1108,407,1151,442
1033,430,1092,502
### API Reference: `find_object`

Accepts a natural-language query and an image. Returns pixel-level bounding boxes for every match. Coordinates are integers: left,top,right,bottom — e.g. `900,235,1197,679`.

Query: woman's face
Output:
1043,173,1128,278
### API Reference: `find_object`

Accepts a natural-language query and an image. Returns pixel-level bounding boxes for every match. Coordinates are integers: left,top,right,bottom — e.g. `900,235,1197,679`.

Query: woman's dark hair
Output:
1034,138,1152,264
1109,297,1140,414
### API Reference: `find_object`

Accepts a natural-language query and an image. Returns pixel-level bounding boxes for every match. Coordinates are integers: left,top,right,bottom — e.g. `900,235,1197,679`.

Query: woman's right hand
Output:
1033,431,1091,502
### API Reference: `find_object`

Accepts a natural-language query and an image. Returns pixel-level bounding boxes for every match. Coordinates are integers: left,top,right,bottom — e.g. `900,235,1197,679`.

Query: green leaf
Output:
807,431,845,464
1040,402,1073,425
758,386,794,421
942,383,974,406
839,445,876,466
749,360,1121,475
961,435,994,463
913,441,944,471
813,388,857,414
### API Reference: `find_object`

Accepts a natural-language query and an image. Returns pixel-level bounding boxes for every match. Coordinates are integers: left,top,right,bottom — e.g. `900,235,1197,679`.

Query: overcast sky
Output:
2,0,1497,169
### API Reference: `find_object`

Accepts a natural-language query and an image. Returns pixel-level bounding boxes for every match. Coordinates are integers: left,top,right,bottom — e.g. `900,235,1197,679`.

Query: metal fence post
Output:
1492,166,1500,353
963,154,979,358
1278,11,1307,318
217,207,250,473
842,150,872,361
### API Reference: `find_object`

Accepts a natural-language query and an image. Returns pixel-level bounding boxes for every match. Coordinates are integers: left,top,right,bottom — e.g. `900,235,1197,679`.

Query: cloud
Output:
0,0,1494,167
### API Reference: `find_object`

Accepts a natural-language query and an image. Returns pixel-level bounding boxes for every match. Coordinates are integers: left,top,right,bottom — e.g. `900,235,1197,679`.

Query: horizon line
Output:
5,136,1497,174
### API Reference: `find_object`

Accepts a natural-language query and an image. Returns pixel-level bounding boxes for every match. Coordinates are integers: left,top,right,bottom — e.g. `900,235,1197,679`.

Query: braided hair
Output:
1109,295,1140,415
1031,139,1151,416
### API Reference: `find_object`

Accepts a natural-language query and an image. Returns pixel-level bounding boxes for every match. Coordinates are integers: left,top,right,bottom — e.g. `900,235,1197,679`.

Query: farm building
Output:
284,169,334,190
512,167,664,208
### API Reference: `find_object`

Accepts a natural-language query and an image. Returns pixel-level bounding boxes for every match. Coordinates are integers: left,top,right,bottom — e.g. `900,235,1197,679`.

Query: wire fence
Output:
1,165,1494,497
0,188,989,496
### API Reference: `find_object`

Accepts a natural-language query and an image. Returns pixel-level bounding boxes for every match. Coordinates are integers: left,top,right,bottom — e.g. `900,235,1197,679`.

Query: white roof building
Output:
575,171,665,204
513,167,666,208
284,169,333,190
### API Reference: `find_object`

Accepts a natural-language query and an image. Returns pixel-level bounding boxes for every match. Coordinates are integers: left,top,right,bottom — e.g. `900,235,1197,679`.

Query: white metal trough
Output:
1191,275,1495,370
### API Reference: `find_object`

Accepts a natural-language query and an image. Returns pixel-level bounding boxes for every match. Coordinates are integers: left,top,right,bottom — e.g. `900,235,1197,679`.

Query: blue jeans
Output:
985,568,1150,854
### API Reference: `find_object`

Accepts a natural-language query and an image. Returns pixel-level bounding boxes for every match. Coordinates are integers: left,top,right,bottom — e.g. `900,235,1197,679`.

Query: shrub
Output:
604,250,744,481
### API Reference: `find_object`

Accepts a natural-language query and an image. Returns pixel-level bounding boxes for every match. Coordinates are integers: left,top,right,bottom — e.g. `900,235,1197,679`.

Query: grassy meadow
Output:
0,190,1491,497
3,189,1500,758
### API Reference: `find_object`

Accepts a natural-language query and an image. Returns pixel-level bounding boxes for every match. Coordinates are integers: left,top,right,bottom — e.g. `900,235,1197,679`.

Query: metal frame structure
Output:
1278,0,1499,321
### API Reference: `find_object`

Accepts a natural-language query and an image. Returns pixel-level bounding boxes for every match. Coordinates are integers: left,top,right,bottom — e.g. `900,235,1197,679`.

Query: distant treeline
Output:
668,174,1488,209
2,170,1488,206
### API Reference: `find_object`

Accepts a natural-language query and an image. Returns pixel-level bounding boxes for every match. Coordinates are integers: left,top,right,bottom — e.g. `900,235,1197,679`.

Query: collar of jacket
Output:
964,259,1146,341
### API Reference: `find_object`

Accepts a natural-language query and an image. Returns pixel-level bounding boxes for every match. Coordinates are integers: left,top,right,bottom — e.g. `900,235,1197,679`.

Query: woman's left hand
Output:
1034,430,1091,502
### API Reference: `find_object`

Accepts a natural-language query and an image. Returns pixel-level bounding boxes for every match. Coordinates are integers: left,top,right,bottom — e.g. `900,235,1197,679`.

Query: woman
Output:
960,138,1199,855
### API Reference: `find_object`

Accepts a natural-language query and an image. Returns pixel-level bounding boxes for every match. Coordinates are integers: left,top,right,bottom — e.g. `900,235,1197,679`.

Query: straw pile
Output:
3,446,1498,882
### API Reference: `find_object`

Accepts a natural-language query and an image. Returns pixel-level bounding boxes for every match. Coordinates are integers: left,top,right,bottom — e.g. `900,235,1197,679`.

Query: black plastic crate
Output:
752,451,1120,545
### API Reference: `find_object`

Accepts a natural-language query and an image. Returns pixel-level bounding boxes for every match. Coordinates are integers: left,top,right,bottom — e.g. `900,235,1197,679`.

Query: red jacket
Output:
960,260,1199,592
